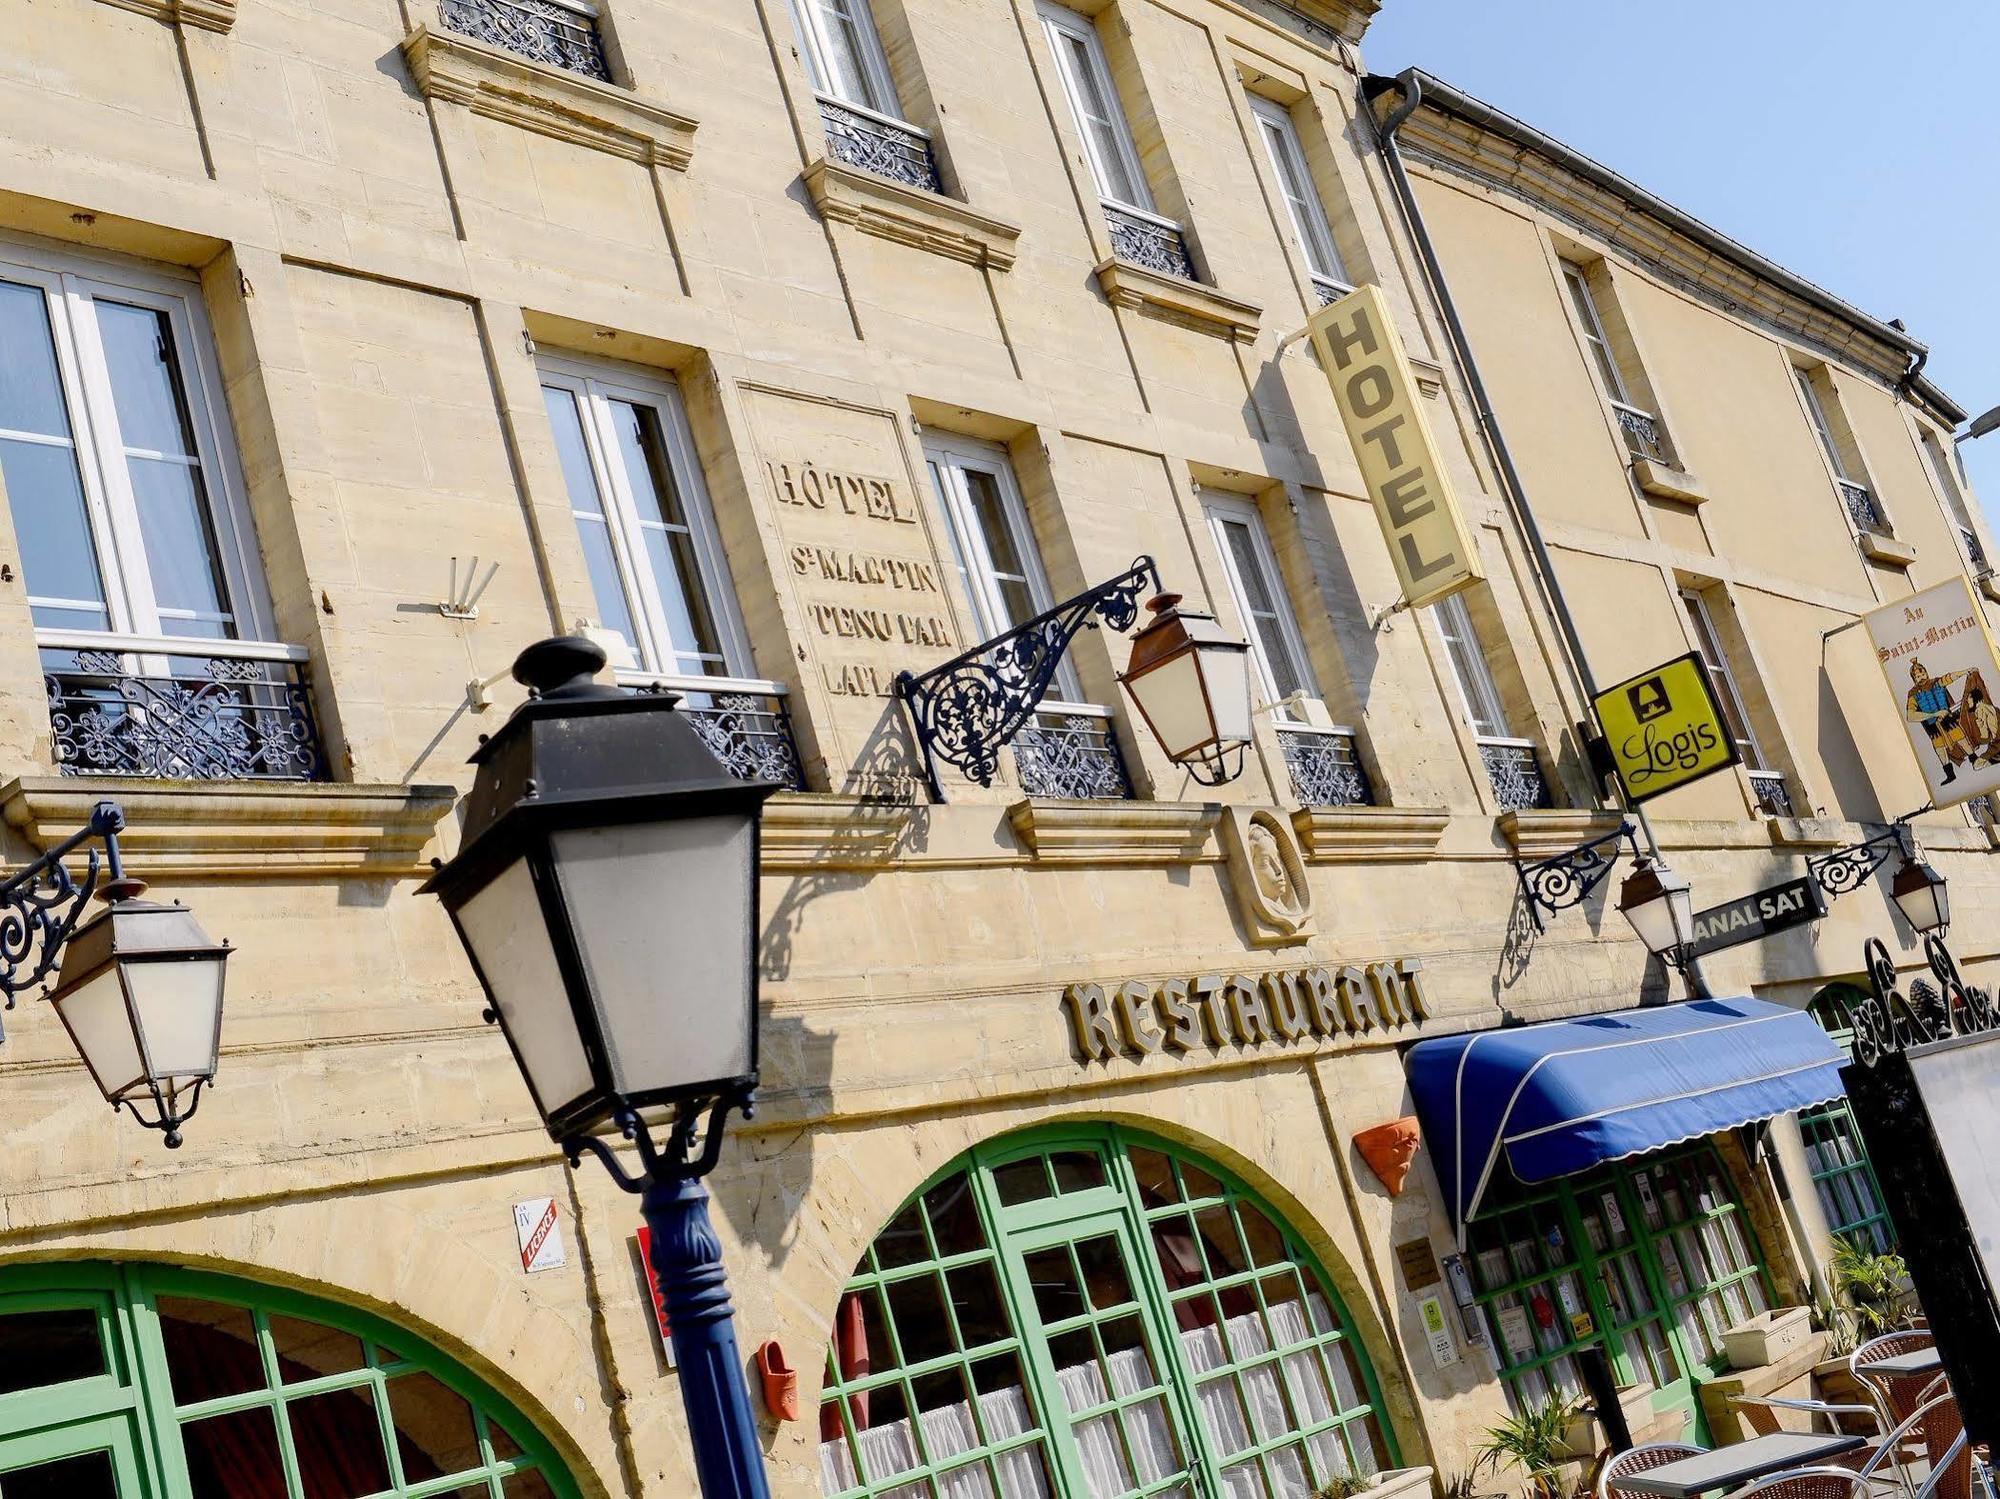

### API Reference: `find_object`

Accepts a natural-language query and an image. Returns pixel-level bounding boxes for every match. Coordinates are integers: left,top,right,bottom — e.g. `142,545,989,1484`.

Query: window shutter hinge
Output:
522,330,538,358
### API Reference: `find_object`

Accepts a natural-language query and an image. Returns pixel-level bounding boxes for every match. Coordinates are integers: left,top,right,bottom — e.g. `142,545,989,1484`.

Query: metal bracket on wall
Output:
1807,810,1929,902
1511,820,1639,933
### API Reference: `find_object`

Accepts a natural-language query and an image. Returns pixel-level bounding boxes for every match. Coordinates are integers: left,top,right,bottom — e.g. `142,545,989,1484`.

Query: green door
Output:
1007,1208,1201,1499
0,1413,146,1499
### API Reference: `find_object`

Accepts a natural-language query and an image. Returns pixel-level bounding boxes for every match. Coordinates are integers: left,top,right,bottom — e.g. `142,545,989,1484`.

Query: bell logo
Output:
1628,676,1671,723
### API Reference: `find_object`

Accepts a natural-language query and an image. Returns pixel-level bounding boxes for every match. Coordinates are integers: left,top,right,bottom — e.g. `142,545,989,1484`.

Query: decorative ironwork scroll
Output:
438,0,611,79
1749,771,1795,819
1839,478,1887,536
47,650,323,783
1279,727,1373,807
1611,402,1668,463
1809,817,1920,901
1840,934,2000,1068
1511,820,1638,933
896,557,1160,800
1103,204,1197,281
818,99,942,194
678,692,807,791
1013,713,1133,801
1480,740,1552,812
0,800,124,1028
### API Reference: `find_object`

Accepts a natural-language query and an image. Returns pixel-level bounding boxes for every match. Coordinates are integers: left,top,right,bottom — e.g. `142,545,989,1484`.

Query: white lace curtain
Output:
819,1385,1049,1499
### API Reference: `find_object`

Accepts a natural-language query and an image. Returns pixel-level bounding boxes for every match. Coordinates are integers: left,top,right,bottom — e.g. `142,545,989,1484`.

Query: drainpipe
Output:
1364,68,1713,1002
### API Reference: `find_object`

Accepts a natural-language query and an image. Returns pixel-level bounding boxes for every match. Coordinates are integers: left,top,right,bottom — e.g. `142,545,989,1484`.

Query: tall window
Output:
1794,368,1849,481
1562,263,1628,406
817,1127,1396,1499
1205,495,1317,721
1038,4,1150,212
540,359,750,683
1679,587,1789,816
1795,366,1887,536
1247,97,1349,301
1800,988,1894,1253
1433,592,1511,740
1562,261,1675,466
1922,428,1988,573
789,0,901,117
0,251,270,643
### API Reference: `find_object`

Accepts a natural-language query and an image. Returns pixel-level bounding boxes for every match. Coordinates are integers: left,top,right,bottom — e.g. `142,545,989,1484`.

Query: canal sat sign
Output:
1863,573,2000,810
1591,651,1739,805
1309,284,1482,609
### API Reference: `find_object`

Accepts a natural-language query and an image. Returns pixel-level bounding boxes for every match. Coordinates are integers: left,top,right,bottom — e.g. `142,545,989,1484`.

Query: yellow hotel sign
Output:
1308,284,1481,608
1592,651,1739,804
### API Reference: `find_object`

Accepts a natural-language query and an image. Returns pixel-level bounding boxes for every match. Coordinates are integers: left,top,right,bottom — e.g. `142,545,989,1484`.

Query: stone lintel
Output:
1289,805,1450,863
803,159,1020,271
1007,799,1218,865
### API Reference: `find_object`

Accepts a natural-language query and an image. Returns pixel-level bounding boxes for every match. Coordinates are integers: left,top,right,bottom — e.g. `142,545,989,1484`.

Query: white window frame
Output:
1246,96,1350,298
1794,366,1851,482
1432,590,1516,742
923,431,1089,708
1203,493,1326,727
1037,2,1153,214
786,0,903,119
538,354,758,690
1562,261,1631,407
1679,587,1770,775
0,242,277,654
1921,426,1988,572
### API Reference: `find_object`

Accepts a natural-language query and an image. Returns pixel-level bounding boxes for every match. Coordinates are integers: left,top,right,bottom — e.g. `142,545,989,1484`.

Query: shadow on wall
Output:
1818,661,1885,822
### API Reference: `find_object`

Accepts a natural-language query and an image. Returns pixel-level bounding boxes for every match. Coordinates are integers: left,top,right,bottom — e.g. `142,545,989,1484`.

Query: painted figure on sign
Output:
1905,660,1971,783
1965,672,2000,763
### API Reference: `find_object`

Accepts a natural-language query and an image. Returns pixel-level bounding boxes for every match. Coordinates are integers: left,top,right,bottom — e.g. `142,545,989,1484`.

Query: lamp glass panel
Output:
52,968,142,1099
1196,646,1252,745
1893,869,1947,933
1665,886,1696,949
455,855,594,1118
1622,895,1679,958
126,957,224,1078
1126,652,1211,759
551,814,755,1098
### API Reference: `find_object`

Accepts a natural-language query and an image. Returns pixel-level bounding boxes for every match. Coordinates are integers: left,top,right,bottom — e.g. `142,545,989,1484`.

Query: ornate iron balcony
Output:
1962,525,1988,572
1013,708,1133,800
1478,738,1552,812
1838,478,1888,536
818,97,942,195
1749,771,1795,819
45,644,323,782
1103,202,1196,281
1279,726,1373,807
1611,400,1670,464
1311,275,1350,308
628,677,806,791
438,0,610,80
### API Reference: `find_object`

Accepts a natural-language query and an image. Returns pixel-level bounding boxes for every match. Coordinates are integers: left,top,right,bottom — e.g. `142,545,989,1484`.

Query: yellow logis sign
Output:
1591,651,1740,804
1308,283,1481,609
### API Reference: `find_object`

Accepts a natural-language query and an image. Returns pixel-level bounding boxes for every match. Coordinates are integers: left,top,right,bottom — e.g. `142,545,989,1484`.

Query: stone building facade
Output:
0,0,1987,1493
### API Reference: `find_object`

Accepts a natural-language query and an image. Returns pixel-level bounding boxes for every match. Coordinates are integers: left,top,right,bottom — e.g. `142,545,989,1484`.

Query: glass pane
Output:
1130,1149,1178,1209
0,1449,120,1499
157,1297,266,1402
269,1315,366,1382
993,1159,1051,1207
387,1370,483,1481
126,455,232,632
0,1306,106,1393
1050,1151,1106,1195
947,1260,1011,1350
487,1417,524,1464
925,1174,986,1259
182,1406,288,1498
1075,1236,1134,1311
1180,1163,1222,1201
0,280,73,439
812,0,877,106
502,1473,558,1499
885,1273,953,1364
609,398,726,670
1024,1249,1085,1327
2,438,109,626
94,301,198,457
289,1383,393,1499
875,1202,930,1270
1195,1207,1247,1279
543,385,639,652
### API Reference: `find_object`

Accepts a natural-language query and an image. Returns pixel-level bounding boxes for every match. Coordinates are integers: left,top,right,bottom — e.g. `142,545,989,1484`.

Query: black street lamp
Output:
1618,854,1710,998
1889,850,1950,936
422,636,778,1499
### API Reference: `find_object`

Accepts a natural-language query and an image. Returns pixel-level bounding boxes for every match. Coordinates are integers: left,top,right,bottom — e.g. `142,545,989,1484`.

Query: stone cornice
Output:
1290,805,1450,863
1094,260,1263,344
1007,799,1219,865
759,793,916,871
401,26,697,169
0,779,455,881
1498,808,1626,861
803,160,1020,271
97,0,234,30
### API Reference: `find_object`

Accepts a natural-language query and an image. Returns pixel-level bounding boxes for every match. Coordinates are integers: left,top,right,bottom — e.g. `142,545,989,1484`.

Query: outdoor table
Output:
1872,1347,1943,1377
1619,1431,1867,1498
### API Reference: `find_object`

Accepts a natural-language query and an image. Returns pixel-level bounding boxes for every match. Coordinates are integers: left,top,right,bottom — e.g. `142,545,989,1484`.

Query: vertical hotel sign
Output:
1864,573,2000,809
1308,284,1481,608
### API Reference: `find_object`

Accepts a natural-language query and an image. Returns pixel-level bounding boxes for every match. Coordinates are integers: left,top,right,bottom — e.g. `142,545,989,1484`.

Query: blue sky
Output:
1362,0,2000,528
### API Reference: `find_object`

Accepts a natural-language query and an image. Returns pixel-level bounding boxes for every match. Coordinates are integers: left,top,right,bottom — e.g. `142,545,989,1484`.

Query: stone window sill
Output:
1633,456,1709,505
1859,531,1917,567
97,0,234,30
1290,805,1450,863
1093,259,1262,344
802,159,1020,271
1007,799,1218,865
0,778,456,880
1498,808,1625,861
1981,573,2000,606
401,25,696,168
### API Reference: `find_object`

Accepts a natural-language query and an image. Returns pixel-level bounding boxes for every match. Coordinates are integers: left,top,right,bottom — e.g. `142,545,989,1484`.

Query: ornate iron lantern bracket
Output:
896,556,1161,800
1840,933,2000,1068
1808,813,1925,901
1512,820,1638,933
0,799,127,1022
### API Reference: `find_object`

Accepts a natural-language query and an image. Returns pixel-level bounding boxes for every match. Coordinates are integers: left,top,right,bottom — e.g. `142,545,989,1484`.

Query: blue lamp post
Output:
422,636,777,1499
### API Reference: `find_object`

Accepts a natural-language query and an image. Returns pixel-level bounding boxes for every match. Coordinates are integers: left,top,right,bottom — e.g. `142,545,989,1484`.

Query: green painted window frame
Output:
817,1122,1399,1499
1465,1142,1772,1412
1802,985,1895,1253
0,1262,580,1499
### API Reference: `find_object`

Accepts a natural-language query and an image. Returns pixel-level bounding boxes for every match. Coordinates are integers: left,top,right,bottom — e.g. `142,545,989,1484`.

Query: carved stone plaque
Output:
1219,806,1314,945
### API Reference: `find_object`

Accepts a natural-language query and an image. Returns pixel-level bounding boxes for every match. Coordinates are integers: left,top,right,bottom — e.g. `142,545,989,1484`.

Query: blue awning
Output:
1406,998,1845,1241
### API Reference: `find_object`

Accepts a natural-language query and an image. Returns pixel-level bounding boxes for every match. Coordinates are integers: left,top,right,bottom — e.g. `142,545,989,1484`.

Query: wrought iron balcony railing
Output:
1749,770,1795,819
1278,725,1373,807
1838,478,1889,536
1962,525,1988,572
438,0,611,79
42,635,324,782
1013,705,1134,800
1103,202,1197,281
817,96,943,195
1611,400,1672,465
624,674,806,791
1478,737,1552,812
1311,274,1352,308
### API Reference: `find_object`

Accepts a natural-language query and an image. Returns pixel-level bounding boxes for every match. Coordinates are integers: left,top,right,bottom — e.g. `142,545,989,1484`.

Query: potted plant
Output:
1474,1391,1592,1499
1828,1236,1913,1340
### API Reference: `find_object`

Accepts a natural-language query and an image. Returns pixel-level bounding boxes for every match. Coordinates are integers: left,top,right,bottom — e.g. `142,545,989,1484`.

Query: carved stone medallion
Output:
1220,807,1314,946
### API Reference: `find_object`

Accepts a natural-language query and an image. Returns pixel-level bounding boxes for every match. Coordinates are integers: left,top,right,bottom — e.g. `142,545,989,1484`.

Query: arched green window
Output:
0,1263,578,1499
816,1124,1397,1499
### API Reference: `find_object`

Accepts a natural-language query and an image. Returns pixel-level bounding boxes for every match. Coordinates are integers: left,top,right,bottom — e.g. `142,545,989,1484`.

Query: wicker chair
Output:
1852,1330,1941,1433
1855,1390,1974,1499
1728,1469,1874,1499
1598,1443,1705,1499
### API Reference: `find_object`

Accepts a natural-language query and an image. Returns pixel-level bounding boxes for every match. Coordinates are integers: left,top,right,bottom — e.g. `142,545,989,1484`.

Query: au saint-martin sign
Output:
1687,875,1826,958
